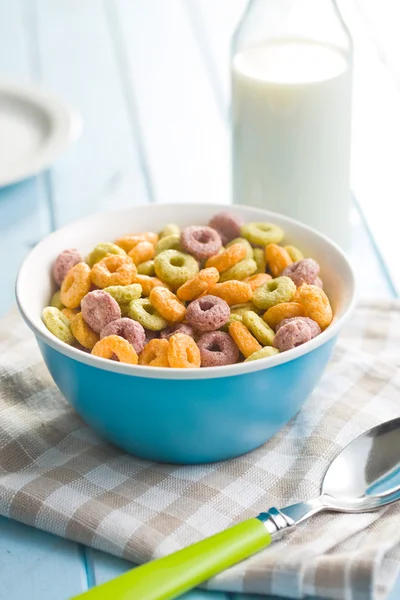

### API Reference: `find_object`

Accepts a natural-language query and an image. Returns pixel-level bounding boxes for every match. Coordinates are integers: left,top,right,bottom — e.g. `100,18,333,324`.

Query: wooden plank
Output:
33,0,149,227
0,0,51,316
111,0,230,205
0,515,85,599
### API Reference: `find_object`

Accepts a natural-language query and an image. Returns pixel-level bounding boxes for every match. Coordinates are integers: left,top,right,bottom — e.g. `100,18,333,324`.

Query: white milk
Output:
232,39,352,247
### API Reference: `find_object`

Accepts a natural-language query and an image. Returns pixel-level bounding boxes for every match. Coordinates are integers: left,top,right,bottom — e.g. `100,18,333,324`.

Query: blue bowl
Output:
16,204,356,464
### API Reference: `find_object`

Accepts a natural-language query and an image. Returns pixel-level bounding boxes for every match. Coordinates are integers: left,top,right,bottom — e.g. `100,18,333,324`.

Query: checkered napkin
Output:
1,302,400,600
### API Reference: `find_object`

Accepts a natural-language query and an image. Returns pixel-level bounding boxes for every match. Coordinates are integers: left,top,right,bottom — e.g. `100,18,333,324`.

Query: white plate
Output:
0,80,82,187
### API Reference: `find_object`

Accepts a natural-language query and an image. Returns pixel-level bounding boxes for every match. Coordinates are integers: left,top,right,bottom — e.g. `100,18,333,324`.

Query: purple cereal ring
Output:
52,248,83,286
276,316,321,338
273,319,312,352
186,295,230,332
208,212,244,245
282,259,320,287
81,290,121,333
197,331,239,367
180,226,222,261
161,323,195,340
145,329,159,343
100,318,145,354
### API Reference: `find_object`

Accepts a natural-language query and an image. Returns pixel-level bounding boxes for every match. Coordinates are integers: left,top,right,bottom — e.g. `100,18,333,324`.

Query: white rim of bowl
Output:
16,204,357,381
0,79,82,187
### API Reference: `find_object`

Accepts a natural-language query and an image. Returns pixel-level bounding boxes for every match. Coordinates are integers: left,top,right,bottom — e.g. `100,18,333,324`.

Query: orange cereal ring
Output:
265,244,293,277
133,274,169,296
205,243,247,273
228,321,261,358
91,255,136,288
298,284,333,330
177,267,219,302
128,241,155,265
209,281,253,306
92,335,138,364
167,333,201,368
149,287,186,323
263,302,306,330
70,312,99,350
243,273,272,291
60,262,92,309
61,307,79,321
139,338,170,367
115,233,158,252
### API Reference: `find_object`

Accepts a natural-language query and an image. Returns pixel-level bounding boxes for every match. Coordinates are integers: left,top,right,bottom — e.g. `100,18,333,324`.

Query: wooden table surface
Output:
0,1,399,599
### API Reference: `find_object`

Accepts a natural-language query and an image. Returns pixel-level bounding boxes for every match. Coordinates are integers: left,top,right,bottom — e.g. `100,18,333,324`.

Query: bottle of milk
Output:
232,0,353,248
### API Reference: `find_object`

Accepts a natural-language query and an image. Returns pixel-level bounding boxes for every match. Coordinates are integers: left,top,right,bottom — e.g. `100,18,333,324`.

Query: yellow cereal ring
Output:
298,284,333,330
70,312,99,350
226,237,253,259
159,224,180,239
284,245,304,263
137,260,155,276
103,283,142,305
263,302,306,330
167,333,201,368
60,262,92,309
209,281,253,306
139,338,170,367
132,274,169,296
50,290,64,310
241,222,284,246
42,307,74,344
252,276,296,310
228,321,262,358
86,242,126,267
155,234,182,254
91,255,136,288
265,244,293,277
242,311,275,346
253,248,267,274
245,346,280,362
177,267,219,302
243,273,272,291
92,335,138,364
128,241,155,265
205,243,246,272
149,287,186,323
219,258,257,283
129,298,168,331
62,307,79,321
154,250,199,289
115,233,158,253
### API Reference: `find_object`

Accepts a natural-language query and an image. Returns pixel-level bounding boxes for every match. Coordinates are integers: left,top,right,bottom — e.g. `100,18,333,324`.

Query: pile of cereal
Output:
42,212,333,368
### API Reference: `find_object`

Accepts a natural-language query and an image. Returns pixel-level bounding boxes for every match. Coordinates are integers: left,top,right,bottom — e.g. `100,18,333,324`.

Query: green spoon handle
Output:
71,517,271,600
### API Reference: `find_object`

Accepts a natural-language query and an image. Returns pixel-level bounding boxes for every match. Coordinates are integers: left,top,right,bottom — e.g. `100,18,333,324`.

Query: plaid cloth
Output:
1,301,400,600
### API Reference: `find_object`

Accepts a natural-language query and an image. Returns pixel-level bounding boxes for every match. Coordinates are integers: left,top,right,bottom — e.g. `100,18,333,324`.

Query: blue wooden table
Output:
1,1,399,599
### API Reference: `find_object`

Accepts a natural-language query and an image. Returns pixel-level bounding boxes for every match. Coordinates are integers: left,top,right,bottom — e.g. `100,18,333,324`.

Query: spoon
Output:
73,417,400,600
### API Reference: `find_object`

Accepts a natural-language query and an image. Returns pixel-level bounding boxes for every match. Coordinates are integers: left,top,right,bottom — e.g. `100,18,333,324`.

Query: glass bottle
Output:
232,0,353,248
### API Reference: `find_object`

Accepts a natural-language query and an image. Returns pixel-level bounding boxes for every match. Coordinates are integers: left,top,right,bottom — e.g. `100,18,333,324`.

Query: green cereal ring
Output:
245,346,280,362
284,245,304,262
240,222,284,246
222,303,256,330
86,242,126,267
154,249,199,288
226,237,253,259
50,290,64,310
243,311,275,346
42,306,74,344
253,248,267,273
129,298,168,331
120,304,130,317
159,224,180,239
137,260,155,276
104,283,142,304
219,258,257,282
252,276,296,310
155,234,182,255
